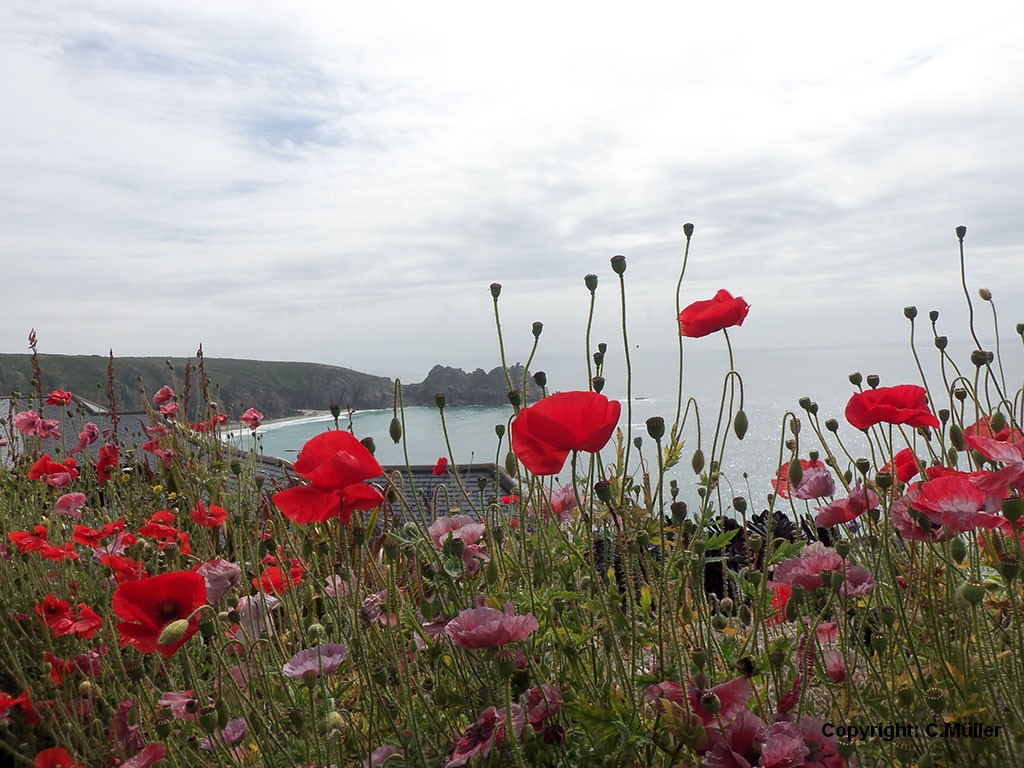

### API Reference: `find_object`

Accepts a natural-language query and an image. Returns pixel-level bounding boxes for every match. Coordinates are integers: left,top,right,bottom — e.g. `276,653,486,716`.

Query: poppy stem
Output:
617,270,633,502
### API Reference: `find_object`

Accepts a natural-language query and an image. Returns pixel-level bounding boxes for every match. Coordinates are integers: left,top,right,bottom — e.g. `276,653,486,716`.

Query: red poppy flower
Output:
882,447,921,483
273,431,384,525
112,571,207,658
9,525,49,553
910,475,1000,533
678,289,751,338
814,485,879,528
771,458,826,499
964,416,1024,443
28,455,79,488
35,746,84,768
96,444,120,484
845,385,940,431
45,390,74,406
153,385,175,405
253,564,304,594
433,457,449,476
191,501,228,528
36,596,102,639
510,391,621,475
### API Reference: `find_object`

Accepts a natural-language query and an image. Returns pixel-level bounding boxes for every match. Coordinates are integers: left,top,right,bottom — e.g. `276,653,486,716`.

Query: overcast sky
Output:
3,1,1022,386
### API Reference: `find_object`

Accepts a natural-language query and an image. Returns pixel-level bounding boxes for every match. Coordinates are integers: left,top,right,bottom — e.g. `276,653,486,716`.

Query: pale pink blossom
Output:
195,559,241,603
446,603,539,649
160,402,180,417
445,705,525,768
13,410,60,438
54,492,88,518
771,542,845,592
69,422,101,455
153,386,175,405
240,407,264,430
282,643,349,680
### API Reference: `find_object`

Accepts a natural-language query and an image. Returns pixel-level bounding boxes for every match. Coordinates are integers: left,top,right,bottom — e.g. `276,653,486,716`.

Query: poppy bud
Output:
352,526,366,546
798,396,812,410
633,436,643,450
950,424,964,450
646,416,665,440
928,310,939,324
533,371,547,388
670,479,679,499
691,649,707,669
955,225,967,240
1002,497,1024,525
330,403,341,419
990,411,1007,433
585,273,598,292
734,410,748,440
1018,323,1024,336
434,393,446,411
594,480,613,504
870,633,888,653
610,254,627,275
903,306,918,320
504,450,518,476
979,287,992,301
495,423,505,439
254,473,265,489
683,222,695,238
849,372,862,386
484,559,499,584
592,376,605,393
490,282,502,299
507,389,521,408
787,459,803,487
158,619,191,647
825,418,839,433
389,416,402,444
789,417,801,436
866,374,880,389
711,614,727,630
532,321,544,338
494,647,518,678
953,387,967,402
360,436,376,455
808,449,819,461
691,448,705,475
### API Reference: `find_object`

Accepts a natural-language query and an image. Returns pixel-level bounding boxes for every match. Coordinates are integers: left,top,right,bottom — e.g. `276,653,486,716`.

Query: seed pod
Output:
683,223,695,238
585,274,598,292
610,254,627,275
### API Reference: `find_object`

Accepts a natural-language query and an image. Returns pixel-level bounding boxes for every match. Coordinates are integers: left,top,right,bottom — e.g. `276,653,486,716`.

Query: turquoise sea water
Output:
231,340,1020,511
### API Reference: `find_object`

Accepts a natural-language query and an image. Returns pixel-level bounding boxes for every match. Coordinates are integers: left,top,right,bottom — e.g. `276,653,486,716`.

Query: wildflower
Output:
703,708,765,767
910,474,1003,532
112,571,208,658
429,515,485,549
446,603,539,649
845,384,940,431
234,594,280,641
121,743,168,768
678,289,750,338
191,500,228,527
99,552,147,581
10,525,50,553
28,455,79,488
815,485,879,528
273,430,385,524
510,391,621,475
433,456,449,475
771,542,844,592
240,407,264,430
253,563,304,594
645,676,751,729
501,493,519,504
43,646,105,685
46,390,74,406
882,447,922,484
199,718,248,751
760,720,810,765
74,519,124,547
530,484,578,522
840,565,877,597
54,492,88,518
36,595,102,639
34,747,84,768
14,410,61,438
445,705,525,767
160,402,180,417
153,386,175,404
96,444,119,483
823,650,847,683
111,699,146,752
964,415,1024,443
364,745,404,767
195,559,241,602
524,685,562,732
69,422,100,455
282,643,349,680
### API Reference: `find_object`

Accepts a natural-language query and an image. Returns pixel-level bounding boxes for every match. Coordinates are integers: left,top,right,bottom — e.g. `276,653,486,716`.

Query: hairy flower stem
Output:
492,294,516,409
674,230,693,430
586,283,597,389
504,681,529,768
617,271,634,502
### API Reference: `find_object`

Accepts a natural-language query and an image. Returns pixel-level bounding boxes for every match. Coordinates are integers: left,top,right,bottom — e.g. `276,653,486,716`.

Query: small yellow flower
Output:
152,484,163,494
167,492,178,501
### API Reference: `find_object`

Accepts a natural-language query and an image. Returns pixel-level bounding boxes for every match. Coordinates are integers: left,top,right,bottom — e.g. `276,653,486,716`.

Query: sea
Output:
230,340,1020,513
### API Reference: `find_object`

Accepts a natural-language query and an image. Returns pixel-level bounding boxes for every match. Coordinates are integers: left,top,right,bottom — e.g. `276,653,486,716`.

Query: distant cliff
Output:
0,354,539,419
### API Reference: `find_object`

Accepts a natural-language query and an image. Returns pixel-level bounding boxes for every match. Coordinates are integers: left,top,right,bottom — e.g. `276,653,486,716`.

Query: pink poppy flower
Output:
703,708,765,768
793,465,837,500
530,485,579,522
524,685,562,732
54,492,88,518
446,603,539,649
445,705,525,768
240,407,264,430
760,720,810,766
840,565,877,597
153,386,175,405
771,542,844,592
160,402,180,417
14,410,61,439
121,743,168,768
911,475,991,532
891,490,955,542
194,559,241,603
814,485,879,528
429,515,485,549
282,643,349,680
69,422,101,455
364,744,404,768
199,718,247,751
823,650,846,683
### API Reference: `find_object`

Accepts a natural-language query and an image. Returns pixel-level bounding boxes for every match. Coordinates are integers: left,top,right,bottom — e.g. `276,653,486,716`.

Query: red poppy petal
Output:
294,431,383,487
273,485,343,524
340,483,385,516
511,416,572,475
